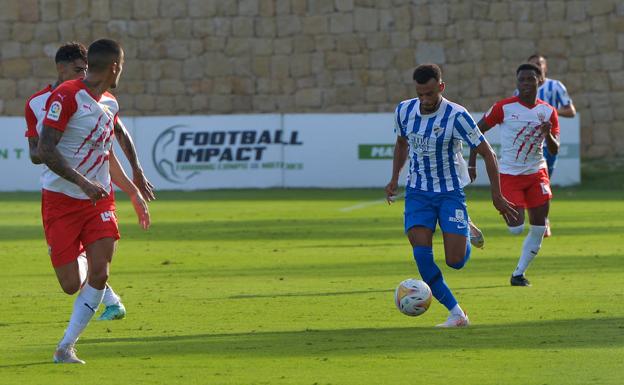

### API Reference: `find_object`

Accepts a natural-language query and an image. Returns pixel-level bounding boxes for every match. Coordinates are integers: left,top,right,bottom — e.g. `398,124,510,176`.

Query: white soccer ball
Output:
394,278,432,316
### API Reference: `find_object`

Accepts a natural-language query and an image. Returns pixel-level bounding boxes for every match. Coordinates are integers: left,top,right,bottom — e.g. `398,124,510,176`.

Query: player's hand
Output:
130,192,150,230
468,166,477,182
492,193,519,222
385,179,398,205
539,121,552,136
133,171,155,202
80,180,109,205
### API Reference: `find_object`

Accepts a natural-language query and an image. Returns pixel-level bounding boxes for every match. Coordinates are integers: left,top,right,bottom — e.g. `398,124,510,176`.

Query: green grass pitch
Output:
0,187,622,385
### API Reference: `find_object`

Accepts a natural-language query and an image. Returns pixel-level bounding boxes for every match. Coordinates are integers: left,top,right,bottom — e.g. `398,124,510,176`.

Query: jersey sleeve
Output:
394,102,406,137
555,81,572,107
24,101,38,138
42,90,77,132
453,111,485,149
483,101,504,128
549,106,560,137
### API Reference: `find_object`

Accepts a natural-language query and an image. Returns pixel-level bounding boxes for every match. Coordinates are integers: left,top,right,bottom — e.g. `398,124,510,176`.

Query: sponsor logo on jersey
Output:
410,135,429,153
46,101,62,121
448,209,467,229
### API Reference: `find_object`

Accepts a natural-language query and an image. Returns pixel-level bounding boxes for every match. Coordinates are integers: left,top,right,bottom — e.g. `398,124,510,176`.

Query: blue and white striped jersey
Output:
514,78,572,109
394,97,485,192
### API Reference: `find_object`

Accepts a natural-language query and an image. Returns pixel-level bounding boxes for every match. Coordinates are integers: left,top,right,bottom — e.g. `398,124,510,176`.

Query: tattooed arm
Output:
38,125,109,204
114,118,155,201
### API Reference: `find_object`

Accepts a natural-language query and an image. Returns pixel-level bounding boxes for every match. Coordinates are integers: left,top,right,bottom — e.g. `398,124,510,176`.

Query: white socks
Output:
102,284,121,307
59,283,104,347
508,224,524,235
450,304,465,317
512,225,546,277
77,254,120,307
77,255,88,286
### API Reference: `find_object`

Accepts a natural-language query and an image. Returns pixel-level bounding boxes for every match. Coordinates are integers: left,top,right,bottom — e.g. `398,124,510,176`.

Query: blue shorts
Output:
404,187,469,237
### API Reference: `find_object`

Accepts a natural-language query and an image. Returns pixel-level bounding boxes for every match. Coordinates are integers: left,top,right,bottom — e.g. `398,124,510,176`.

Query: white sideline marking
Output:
339,193,405,212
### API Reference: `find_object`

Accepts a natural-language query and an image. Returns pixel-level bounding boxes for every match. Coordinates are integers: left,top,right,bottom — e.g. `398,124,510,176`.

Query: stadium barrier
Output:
0,113,580,191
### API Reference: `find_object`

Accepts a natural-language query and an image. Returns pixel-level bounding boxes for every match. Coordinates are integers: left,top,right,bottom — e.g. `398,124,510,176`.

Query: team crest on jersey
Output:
433,126,444,137
537,112,545,122
46,101,62,121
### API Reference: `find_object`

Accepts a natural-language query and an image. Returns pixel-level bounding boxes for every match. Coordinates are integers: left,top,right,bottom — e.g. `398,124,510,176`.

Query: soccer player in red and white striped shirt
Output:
38,39,149,364
470,63,559,287
24,43,151,327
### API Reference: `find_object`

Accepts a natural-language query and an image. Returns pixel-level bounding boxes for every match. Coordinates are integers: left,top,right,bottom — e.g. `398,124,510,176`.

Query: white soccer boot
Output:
436,312,470,328
469,221,485,249
53,344,85,364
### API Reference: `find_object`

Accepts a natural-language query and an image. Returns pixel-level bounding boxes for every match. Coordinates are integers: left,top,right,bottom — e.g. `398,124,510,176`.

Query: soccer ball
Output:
394,279,432,316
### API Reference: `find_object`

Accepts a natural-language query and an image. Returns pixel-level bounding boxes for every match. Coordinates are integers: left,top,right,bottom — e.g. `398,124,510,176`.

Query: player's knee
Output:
508,224,524,235
60,280,81,295
88,269,109,287
446,255,466,270
445,247,468,269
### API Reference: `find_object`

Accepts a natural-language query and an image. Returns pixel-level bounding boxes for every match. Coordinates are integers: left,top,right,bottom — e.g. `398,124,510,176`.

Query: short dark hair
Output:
527,54,546,62
55,42,87,64
516,63,542,77
412,64,442,84
87,39,123,72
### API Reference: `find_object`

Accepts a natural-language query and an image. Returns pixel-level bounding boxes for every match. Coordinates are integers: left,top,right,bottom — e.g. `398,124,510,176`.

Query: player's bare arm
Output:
38,125,109,204
558,103,576,118
109,149,150,230
113,118,155,201
540,121,560,155
385,136,408,204
474,140,518,221
27,137,43,164
467,118,494,181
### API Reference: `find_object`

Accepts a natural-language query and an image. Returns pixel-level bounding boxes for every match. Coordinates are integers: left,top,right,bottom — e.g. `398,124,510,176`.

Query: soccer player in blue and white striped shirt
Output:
386,64,517,327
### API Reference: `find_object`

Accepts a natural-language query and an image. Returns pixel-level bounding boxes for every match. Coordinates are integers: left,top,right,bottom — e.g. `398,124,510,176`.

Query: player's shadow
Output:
81,316,624,359
226,285,505,300
0,361,53,368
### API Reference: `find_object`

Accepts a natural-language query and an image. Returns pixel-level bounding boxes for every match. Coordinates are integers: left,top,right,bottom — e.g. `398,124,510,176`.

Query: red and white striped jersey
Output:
483,96,559,176
24,85,53,138
41,79,119,199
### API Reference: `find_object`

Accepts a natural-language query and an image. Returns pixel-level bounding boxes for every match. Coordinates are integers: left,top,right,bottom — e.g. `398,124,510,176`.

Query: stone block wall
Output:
0,0,622,157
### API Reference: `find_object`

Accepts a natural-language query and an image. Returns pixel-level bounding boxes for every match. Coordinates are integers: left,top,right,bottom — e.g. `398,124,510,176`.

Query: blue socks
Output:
447,241,471,270
413,246,457,311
